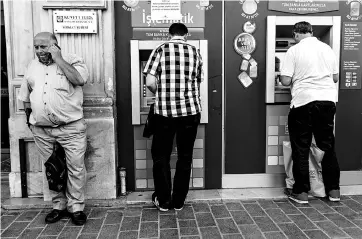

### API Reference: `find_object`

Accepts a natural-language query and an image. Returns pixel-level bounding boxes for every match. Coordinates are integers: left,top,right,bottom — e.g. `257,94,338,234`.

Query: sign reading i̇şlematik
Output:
268,0,339,14
53,11,97,34
341,22,362,90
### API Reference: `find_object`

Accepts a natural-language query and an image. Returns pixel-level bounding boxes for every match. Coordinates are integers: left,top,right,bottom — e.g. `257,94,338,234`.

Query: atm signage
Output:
133,28,204,40
131,1,204,27
268,0,339,14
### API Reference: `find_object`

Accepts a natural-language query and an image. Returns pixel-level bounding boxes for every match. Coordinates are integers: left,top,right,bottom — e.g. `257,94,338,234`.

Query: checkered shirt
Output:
143,38,204,117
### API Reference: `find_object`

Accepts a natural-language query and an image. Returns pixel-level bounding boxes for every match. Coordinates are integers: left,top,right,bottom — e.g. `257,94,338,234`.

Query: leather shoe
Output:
70,211,87,225
45,209,68,224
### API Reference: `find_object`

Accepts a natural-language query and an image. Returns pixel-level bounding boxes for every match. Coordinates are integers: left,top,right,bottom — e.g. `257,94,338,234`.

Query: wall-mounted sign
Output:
151,0,181,21
346,0,362,21
133,28,204,40
132,1,205,28
240,0,259,19
340,22,362,90
234,33,256,55
268,0,339,14
53,11,97,33
243,21,256,34
122,0,141,11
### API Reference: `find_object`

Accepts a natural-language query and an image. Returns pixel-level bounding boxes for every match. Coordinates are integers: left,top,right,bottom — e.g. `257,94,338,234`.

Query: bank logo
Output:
123,0,140,11
347,0,362,20
56,16,63,23
196,0,214,11
240,0,259,19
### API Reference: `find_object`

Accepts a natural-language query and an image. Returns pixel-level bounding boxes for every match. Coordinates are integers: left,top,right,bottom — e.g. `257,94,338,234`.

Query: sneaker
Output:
288,192,308,204
173,201,184,211
328,190,340,202
152,192,169,212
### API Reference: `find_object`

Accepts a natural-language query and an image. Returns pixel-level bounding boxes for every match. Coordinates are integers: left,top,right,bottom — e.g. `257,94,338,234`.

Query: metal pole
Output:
19,138,28,198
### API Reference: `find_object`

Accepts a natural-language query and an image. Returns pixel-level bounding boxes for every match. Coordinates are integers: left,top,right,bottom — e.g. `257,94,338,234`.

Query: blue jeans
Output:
151,113,200,205
288,101,340,194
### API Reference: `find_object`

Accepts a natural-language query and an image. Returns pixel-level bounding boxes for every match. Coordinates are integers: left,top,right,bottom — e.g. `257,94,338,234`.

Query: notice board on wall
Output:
340,22,362,90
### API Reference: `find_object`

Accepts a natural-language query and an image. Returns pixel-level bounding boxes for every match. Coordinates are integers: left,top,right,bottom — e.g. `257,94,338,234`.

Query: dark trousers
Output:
288,101,340,194
151,113,200,205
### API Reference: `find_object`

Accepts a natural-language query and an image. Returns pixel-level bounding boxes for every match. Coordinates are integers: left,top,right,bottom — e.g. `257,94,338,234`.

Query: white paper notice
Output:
240,60,249,71
151,0,182,21
238,72,253,88
250,65,258,78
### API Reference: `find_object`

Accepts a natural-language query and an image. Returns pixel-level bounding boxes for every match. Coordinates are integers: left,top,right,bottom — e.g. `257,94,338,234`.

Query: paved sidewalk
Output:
1,195,362,239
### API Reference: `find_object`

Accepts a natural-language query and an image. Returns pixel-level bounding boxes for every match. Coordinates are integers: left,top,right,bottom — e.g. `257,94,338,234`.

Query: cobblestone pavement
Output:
1,195,362,239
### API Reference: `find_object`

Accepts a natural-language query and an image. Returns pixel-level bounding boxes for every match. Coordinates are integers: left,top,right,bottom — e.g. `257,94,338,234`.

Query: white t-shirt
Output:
281,37,338,108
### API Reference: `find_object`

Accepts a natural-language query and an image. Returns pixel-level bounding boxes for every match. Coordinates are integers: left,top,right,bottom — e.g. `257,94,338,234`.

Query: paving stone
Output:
316,220,349,238
120,216,140,231
77,234,98,239
264,231,287,239
124,207,142,217
343,227,362,239
88,208,108,218
1,221,29,237
160,228,179,239
196,212,216,227
278,223,308,239
199,226,222,239
80,218,104,234
303,229,329,239
333,206,362,221
4,211,22,216
288,214,317,230
104,210,123,224
226,202,244,211
98,224,120,239
216,218,239,234
58,226,81,239
343,199,362,213
238,224,264,239
258,200,278,209
141,208,158,222
222,234,243,239
181,236,200,239
242,200,258,204
230,210,254,225
211,205,231,218
160,214,177,229
276,202,301,215
16,210,41,221
309,199,335,214
28,213,47,228
139,221,158,238
38,236,58,239
41,220,67,236
192,203,210,213
1,215,17,230
83,207,92,217
350,196,362,204
265,208,291,223
18,227,43,239
353,219,362,229
177,206,195,219
298,207,327,221
243,203,266,217
180,227,199,236
253,216,279,232
324,212,356,228
178,219,197,228
118,230,138,239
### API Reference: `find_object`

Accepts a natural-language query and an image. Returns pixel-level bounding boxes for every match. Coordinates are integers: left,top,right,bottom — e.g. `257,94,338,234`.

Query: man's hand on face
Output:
48,44,62,62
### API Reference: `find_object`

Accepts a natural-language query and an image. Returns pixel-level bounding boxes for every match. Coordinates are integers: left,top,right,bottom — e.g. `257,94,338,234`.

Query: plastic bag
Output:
283,141,326,197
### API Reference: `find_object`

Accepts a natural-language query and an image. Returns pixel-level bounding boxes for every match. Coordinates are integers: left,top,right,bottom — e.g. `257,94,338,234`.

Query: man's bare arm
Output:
146,74,157,94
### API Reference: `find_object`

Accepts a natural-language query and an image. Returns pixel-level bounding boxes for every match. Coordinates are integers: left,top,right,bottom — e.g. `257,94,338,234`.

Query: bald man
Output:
18,32,89,225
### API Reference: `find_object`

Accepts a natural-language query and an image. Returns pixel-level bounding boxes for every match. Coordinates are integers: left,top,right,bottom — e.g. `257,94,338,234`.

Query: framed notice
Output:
53,11,98,34
340,22,362,90
151,0,182,21
43,0,107,9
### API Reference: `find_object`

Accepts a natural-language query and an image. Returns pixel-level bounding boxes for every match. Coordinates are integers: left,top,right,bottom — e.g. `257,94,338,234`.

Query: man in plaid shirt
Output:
143,23,204,212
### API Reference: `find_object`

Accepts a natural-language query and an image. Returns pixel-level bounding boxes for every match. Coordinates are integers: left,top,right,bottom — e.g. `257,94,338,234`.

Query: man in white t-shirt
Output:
280,21,340,204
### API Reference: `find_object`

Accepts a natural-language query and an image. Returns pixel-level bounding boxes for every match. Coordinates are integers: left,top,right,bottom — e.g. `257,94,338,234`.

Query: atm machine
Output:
265,16,341,173
130,40,208,190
